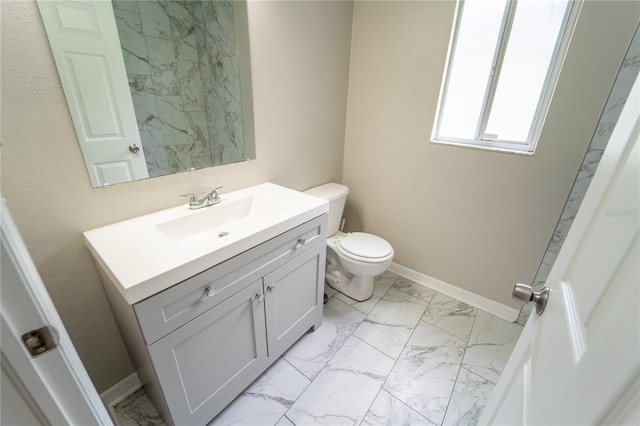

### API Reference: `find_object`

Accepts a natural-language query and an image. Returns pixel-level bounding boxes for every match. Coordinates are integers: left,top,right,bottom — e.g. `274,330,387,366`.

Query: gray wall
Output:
342,1,639,309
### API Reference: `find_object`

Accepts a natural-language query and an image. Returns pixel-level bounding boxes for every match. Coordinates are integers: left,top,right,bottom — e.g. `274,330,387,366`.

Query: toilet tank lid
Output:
304,183,349,202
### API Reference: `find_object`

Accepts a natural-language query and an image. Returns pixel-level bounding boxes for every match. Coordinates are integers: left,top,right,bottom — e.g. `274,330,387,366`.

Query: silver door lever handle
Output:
512,283,550,315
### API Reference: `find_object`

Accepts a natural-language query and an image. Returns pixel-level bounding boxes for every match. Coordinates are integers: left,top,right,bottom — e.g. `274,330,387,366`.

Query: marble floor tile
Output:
362,390,435,426
353,287,428,359
285,336,394,425
333,270,398,315
113,274,520,426
283,297,365,380
421,292,478,341
210,359,309,426
276,415,295,426
115,387,165,426
392,276,437,303
462,310,523,384
383,321,466,425
442,367,495,426
324,281,337,299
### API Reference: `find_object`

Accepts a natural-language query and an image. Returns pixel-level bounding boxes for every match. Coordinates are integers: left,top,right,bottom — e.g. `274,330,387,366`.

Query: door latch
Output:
22,325,59,357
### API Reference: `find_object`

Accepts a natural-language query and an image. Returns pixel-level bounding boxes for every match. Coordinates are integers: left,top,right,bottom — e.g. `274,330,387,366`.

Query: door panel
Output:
0,200,112,424
37,0,148,187
482,74,640,424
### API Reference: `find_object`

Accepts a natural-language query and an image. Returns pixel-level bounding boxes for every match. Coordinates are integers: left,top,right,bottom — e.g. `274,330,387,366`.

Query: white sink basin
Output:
84,183,328,304
156,195,285,246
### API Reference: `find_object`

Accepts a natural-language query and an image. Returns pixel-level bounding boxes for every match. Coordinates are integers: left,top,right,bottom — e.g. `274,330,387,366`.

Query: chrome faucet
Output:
181,186,223,210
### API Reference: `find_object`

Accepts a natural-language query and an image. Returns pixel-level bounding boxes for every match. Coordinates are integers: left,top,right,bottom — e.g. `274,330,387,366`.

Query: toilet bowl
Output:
304,183,394,301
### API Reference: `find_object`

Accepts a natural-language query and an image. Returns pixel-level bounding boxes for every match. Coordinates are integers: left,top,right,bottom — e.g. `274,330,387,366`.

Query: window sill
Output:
430,139,536,156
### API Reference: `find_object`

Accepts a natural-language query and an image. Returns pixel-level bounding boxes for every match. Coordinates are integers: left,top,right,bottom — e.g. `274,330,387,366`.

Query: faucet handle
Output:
210,186,224,201
180,193,200,207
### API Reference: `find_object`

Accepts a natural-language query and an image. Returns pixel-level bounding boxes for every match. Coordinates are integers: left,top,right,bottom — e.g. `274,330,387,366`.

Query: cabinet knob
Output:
205,286,216,298
267,285,276,293
256,293,265,302
295,238,306,248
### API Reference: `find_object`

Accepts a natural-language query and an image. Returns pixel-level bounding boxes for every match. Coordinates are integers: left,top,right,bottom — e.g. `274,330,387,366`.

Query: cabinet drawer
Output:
134,215,326,344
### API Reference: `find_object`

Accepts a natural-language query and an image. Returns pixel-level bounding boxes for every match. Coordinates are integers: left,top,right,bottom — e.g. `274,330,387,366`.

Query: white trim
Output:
100,372,141,422
430,138,535,156
388,262,520,322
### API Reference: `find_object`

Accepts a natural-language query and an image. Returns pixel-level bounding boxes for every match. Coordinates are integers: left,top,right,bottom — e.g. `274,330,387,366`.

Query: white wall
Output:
0,0,354,392
342,1,639,308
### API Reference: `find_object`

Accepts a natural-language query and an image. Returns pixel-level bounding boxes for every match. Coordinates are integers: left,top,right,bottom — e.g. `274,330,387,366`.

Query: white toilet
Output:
305,183,394,301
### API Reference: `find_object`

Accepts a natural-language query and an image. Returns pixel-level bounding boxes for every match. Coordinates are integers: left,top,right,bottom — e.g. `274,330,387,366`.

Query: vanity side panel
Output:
96,265,174,425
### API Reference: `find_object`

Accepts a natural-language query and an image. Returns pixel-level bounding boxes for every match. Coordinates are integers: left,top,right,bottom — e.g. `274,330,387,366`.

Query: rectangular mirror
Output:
38,0,255,188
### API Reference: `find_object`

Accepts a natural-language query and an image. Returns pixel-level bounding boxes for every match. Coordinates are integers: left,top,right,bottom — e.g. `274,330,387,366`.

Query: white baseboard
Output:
388,262,520,323
100,372,141,423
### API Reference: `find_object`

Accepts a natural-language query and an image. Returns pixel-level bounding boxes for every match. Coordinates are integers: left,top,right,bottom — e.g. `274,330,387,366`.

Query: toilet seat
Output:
335,232,393,263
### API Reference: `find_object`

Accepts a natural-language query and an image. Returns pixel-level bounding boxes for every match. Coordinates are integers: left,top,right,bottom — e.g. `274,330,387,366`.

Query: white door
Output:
481,74,640,424
1,199,113,424
37,0,148,187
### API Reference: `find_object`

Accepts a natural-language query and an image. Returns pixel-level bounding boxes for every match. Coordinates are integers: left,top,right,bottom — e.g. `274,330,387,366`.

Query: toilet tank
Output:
304,183,349,236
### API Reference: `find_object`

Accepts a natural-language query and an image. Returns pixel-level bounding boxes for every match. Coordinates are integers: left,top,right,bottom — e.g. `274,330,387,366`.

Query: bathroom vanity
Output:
84,183,328,425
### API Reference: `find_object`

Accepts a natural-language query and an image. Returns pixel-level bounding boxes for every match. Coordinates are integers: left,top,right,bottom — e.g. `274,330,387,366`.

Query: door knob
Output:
512,283,550,315
129,144,140,153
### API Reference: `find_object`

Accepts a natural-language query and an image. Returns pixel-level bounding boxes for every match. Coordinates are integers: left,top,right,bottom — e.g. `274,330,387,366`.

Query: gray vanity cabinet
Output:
147,279,268,424
99,215,327,426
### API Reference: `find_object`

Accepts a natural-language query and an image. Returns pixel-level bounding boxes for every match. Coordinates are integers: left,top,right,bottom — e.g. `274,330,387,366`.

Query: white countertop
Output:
84,183,328,304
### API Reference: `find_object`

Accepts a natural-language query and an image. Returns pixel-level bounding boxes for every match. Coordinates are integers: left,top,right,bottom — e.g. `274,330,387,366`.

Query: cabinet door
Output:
148,280,267,425
264,244,325,358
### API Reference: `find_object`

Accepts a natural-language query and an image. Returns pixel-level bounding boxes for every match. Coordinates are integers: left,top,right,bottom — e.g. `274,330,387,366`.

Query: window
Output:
433,0,580,154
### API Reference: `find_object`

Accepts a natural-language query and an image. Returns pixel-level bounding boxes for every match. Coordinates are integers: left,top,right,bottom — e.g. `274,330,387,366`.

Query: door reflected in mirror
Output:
38,0,255,187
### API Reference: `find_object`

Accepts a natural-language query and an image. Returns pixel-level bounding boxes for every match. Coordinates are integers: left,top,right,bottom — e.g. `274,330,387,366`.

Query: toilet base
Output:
325,268,374,302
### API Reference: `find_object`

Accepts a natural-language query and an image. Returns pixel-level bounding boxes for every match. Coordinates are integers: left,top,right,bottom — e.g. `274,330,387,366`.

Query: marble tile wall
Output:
518,24,640,325
112,0,245,177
